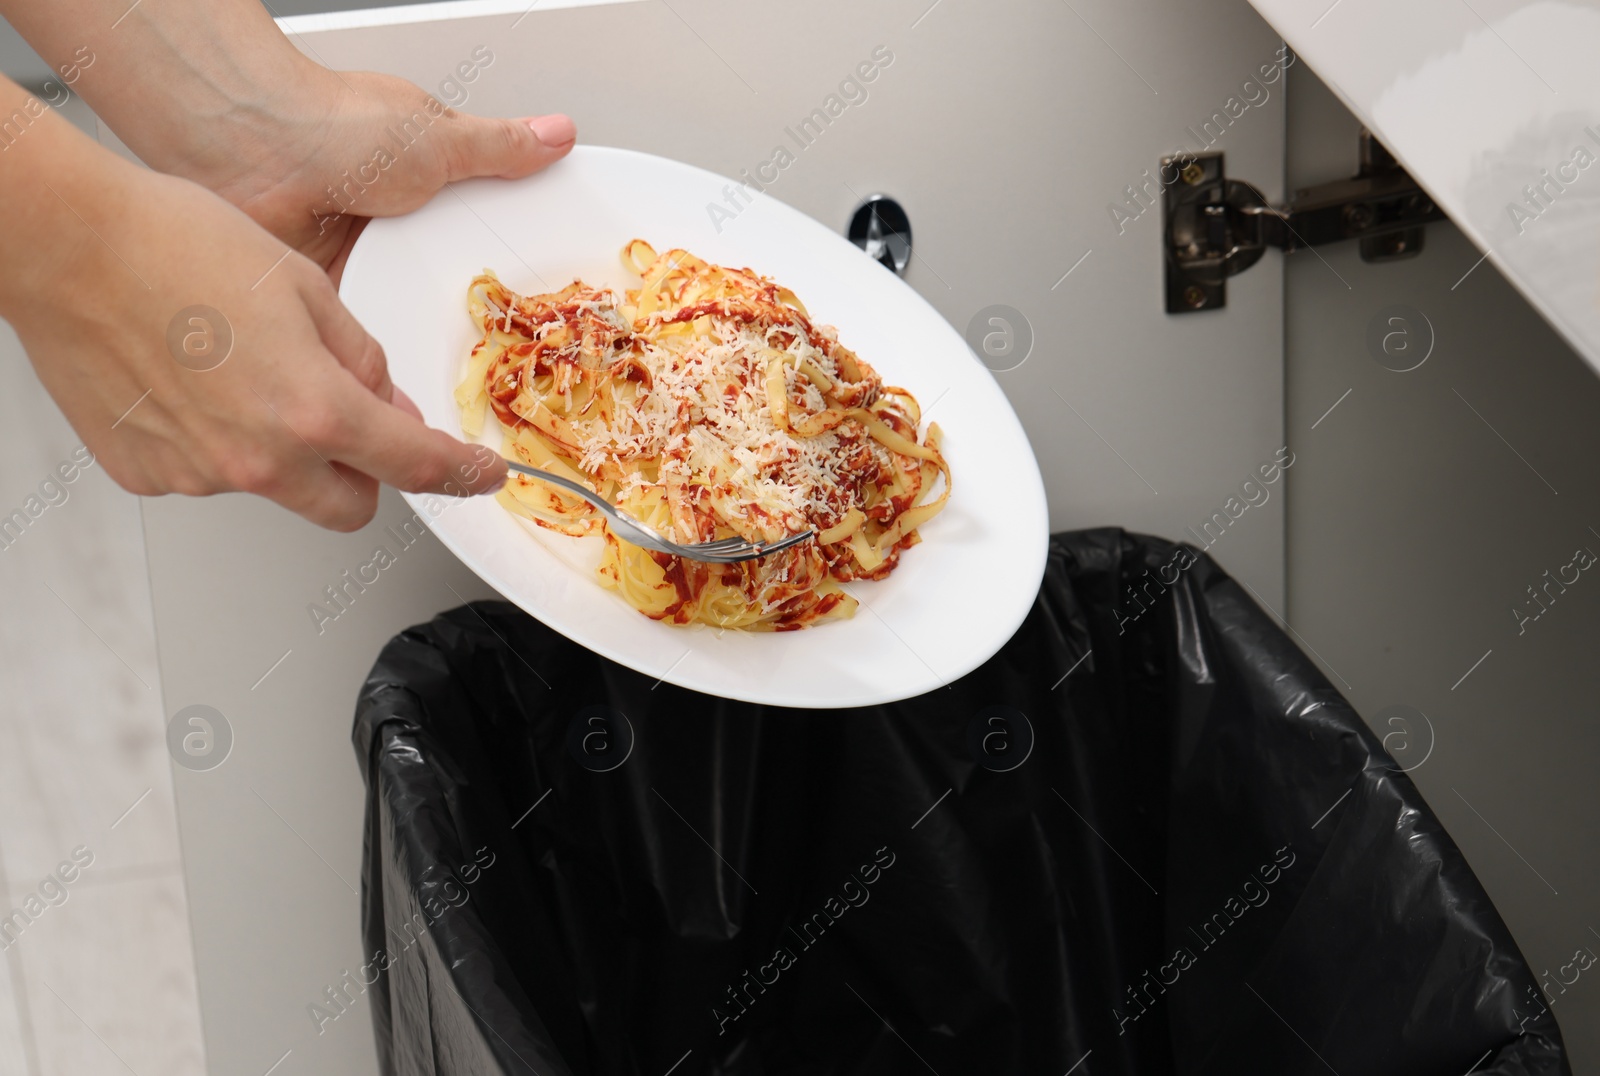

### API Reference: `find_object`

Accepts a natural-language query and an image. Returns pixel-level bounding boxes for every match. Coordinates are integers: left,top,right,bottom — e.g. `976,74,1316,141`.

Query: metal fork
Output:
502,458,815,563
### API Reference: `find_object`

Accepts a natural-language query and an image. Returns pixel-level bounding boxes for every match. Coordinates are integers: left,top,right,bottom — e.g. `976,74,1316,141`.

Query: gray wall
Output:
1286,62,1600,1069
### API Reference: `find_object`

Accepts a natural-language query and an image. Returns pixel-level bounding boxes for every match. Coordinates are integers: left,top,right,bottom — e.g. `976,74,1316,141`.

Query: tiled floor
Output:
0,98,207,1076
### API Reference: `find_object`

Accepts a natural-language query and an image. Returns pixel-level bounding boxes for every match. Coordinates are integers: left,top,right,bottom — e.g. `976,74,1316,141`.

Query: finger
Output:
325,376,507,497
143,438,224,498
329,464,381,529
391,385,423,421
94,446,163,498
266,457,380,532
300,271,395,403
297,272,504,499
441,113,576,184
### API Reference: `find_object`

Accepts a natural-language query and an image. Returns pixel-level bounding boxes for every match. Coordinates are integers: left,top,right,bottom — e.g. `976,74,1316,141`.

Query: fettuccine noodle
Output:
457,240,950,630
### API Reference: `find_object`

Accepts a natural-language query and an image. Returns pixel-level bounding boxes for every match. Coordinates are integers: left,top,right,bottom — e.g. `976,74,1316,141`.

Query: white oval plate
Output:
340,145,1048,708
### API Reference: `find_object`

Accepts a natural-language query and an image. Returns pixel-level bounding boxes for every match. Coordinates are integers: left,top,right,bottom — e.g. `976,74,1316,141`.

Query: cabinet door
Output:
1251,0,1600,374
133,2,1291,1073
1255,2,1600,1068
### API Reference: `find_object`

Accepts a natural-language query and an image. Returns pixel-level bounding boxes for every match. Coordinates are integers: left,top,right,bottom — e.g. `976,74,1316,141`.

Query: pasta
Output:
456,240,950,630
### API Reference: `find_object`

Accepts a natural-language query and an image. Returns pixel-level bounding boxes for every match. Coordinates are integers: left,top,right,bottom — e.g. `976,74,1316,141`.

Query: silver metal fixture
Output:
848,195,913,275
1163,131,1446,313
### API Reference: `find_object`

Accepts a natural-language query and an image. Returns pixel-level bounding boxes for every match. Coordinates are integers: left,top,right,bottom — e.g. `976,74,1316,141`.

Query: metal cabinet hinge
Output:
1163,131,1446,313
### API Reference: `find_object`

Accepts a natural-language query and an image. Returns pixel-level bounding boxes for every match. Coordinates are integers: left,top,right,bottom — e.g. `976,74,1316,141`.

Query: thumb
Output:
443,113,576,182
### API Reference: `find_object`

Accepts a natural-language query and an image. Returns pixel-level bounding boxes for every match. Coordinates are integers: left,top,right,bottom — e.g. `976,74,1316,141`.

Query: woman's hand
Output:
0,0,566,530
0,0,575,280
0,91,504,531
180,67,576,280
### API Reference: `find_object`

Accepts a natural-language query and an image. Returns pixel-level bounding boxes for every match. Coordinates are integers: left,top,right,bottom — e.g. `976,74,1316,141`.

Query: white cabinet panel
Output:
1250,0,1600,375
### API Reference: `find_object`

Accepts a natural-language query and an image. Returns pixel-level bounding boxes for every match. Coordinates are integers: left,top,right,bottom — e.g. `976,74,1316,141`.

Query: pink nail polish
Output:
528,114,576,147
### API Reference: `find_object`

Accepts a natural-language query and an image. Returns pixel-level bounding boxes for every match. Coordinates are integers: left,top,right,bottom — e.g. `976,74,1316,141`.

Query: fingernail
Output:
528,114,576,147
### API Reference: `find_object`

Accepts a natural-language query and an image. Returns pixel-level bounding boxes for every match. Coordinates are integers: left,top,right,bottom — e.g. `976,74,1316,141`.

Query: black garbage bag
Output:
352,529,1569,1076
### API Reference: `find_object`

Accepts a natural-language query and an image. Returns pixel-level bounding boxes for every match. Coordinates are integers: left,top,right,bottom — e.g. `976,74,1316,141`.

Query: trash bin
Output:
352,528,1569,1075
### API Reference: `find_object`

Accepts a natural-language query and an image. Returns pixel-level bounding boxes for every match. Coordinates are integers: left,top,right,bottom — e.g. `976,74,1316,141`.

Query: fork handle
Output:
499,455,807,563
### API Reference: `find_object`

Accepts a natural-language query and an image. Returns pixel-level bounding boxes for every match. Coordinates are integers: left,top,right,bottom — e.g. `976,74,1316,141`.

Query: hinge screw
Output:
1345,203,1376,230
1182,285,1207,309
1181,162,1205,186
